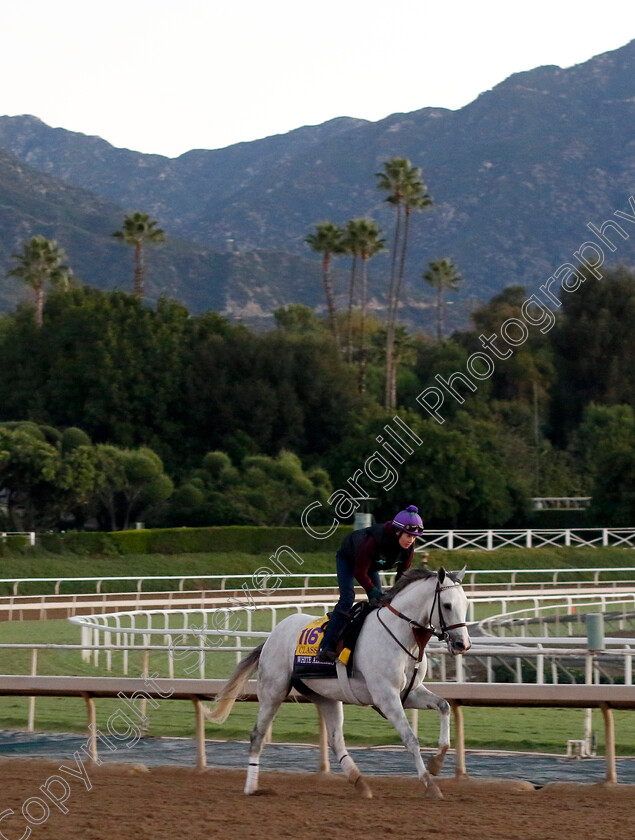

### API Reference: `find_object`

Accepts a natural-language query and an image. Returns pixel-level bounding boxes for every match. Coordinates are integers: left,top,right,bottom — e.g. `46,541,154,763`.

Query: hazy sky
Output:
1,1,632,158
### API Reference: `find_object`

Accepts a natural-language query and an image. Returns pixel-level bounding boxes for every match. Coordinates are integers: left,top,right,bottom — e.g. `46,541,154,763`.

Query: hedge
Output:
32,525,353,556
37,531,120,556
0,535,33,555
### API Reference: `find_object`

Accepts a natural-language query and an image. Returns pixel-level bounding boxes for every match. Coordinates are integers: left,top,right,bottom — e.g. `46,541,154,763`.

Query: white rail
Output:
0,675,632,780
1,565,634,597
416,527,635,550
61,590,635,685
68,590,635,636
0,531,35,545
480,596,635,637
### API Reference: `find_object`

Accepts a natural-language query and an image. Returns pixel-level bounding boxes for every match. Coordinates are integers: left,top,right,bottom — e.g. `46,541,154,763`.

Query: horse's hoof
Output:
427,755,444,776
354,776,373,799
425,782,444,799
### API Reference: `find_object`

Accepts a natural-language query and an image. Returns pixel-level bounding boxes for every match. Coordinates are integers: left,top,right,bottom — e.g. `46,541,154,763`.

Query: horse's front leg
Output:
370,686,443,799
403,685,451,777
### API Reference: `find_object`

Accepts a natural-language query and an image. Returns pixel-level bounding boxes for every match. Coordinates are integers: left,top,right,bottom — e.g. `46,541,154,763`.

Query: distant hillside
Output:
0,146,343,319
0,41,634,327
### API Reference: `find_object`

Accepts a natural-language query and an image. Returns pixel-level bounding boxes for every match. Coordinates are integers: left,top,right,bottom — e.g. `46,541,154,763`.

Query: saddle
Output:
292,602,374,680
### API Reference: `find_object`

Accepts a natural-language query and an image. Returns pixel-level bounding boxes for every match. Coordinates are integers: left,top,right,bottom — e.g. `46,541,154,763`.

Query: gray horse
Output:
208,567,471,799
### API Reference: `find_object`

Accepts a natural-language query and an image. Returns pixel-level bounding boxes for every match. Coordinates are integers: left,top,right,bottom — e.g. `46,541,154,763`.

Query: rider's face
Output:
398,530,416,549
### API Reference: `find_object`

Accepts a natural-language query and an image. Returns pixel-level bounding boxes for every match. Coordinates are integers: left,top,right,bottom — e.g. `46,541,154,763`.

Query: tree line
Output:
0,264,633,529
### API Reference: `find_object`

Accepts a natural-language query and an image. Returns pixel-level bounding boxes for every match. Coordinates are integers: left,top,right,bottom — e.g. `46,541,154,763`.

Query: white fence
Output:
1,531,35,545
64,590,635,685
416,527,635,550
68,589,635,636
480,596,635,638
1,565,634,598
1,675,632,780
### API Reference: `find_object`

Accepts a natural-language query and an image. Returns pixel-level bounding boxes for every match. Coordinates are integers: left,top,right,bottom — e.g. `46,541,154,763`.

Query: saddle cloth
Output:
292,603,373,680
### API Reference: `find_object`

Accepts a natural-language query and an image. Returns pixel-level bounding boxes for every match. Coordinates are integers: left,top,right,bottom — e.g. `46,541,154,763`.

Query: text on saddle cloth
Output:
293,615,340,679
294,615,329,659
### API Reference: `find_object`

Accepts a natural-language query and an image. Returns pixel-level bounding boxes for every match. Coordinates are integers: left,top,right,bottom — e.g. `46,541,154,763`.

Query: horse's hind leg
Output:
313,698,372,799
245,683,287,795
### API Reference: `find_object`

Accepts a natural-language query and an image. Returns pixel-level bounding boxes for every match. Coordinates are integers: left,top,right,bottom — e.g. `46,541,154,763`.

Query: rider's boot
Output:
316,607,350,662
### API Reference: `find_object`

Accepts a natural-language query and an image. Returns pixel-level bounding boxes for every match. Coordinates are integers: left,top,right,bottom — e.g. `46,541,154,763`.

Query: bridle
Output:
377,578,467,650
375,577,468,706
428,579,469,641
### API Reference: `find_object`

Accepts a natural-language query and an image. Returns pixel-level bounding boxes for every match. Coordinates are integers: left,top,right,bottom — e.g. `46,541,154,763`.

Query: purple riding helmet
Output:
392,504,425,536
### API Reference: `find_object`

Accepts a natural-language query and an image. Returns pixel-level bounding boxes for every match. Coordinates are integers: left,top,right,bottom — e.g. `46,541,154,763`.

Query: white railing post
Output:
92,628,100,667
199,633,206,679
81,625,91,662
536,645,544,684
27,648,37,731
455,655,464,683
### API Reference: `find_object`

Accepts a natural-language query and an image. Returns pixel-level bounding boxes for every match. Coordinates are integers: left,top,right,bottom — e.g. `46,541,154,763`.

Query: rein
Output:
375,578,467,706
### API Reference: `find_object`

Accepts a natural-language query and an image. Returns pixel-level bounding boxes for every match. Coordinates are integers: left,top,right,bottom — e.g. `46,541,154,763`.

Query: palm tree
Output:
376,158,431,408
8,235,72,327
423,259,462,341
113,212,165,299
304,222,346,347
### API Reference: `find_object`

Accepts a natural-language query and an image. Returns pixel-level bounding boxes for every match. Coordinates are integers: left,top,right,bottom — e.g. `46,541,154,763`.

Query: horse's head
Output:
432,566,472,656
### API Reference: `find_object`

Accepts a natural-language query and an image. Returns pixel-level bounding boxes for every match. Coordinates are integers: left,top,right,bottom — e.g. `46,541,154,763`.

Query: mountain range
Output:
0,39,633,329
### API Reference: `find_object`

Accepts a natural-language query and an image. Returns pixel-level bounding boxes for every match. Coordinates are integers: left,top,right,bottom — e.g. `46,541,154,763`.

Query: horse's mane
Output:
382,567,461,604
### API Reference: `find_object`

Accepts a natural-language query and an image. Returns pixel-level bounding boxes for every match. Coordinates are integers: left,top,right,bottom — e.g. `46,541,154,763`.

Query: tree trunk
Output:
35,284,45,327
390,353,398,409
384,322,395,409
346,255,358,363
322,253,339,349
386,207,411,409
133,241,145,299
358,256,368,393
441,288,447,340
393,206,411,328
385,206,402,409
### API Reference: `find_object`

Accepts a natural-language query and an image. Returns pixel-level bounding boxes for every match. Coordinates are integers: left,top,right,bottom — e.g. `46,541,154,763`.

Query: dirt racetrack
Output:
0,759,633,840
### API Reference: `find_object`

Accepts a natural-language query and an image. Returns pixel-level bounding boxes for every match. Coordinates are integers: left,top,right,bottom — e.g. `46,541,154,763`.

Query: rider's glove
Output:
368,587,383,604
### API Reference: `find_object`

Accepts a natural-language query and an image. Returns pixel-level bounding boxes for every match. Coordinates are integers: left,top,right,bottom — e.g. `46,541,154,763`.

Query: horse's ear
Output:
438,567,446,584
455,566,466,583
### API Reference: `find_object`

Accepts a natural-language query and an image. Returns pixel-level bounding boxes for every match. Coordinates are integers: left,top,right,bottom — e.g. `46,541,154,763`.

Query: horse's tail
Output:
205,642,264,723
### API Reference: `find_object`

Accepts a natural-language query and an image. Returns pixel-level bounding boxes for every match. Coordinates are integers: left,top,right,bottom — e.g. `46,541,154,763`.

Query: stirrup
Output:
316,647,338,663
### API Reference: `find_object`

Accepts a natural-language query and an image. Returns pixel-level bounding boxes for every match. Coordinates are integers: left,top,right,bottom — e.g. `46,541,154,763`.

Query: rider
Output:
316,504,425,662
